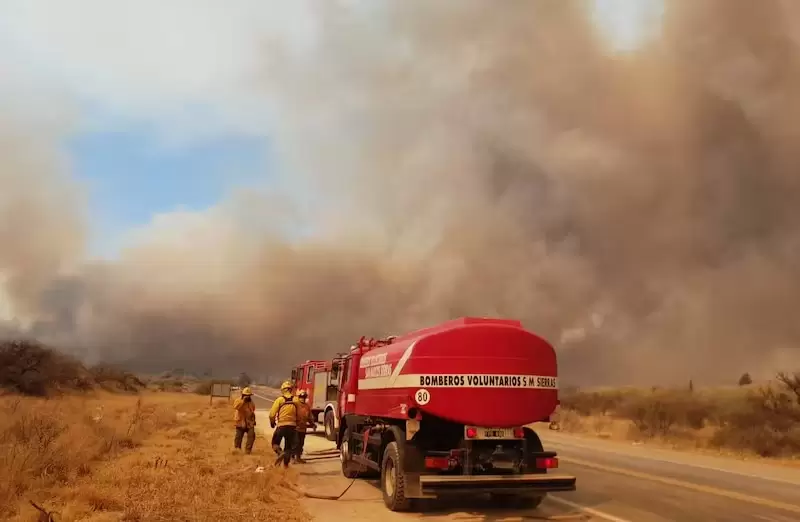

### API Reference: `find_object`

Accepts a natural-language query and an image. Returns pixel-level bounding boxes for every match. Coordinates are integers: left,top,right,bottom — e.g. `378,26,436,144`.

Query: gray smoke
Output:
4,0,800,385
0,116,85,326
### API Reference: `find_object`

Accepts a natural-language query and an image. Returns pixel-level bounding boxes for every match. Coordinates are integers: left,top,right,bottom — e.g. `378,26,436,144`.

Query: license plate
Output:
482,428,508,439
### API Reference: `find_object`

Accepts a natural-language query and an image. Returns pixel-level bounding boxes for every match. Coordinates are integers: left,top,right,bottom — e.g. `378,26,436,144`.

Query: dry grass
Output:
0,392,307,522
556,372,800,461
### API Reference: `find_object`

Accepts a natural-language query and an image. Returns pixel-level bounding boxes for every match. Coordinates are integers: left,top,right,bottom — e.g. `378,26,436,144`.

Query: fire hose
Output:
301,477,358,501
300,448,341,462
293,449,358,500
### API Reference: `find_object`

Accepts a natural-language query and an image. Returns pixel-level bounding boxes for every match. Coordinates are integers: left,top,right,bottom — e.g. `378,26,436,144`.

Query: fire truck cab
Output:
291,357,346,441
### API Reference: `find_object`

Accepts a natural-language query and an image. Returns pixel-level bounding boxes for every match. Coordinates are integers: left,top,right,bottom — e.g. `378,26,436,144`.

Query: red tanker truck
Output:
295,317,576,511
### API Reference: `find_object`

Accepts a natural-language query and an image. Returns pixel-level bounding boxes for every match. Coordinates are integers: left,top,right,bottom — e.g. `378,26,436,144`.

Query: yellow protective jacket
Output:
269,393,299,428
233,397,256,429
295,400,314,431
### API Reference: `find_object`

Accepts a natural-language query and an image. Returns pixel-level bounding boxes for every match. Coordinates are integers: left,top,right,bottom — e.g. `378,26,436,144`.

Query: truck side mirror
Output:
291,368,297,382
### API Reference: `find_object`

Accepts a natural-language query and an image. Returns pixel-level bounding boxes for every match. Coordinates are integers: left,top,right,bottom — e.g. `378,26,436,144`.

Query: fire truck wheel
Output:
324,411,337,442
340,427,362,479
381,441,411,511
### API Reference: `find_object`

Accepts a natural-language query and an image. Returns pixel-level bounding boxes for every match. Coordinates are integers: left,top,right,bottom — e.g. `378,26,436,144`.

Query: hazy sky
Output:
0,0,660,258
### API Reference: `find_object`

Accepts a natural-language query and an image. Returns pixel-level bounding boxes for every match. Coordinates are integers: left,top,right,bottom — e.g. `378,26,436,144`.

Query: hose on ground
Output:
301,448,341,462
304,449,341,456
301,477,358,500
295,448,359,500
301,454,342,462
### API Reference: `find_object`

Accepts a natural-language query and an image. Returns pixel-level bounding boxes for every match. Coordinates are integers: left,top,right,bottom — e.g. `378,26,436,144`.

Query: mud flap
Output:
403,472,425,498
397,431,427,498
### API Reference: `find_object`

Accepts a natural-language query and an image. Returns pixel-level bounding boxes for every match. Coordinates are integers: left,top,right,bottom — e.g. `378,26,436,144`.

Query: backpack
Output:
276,396,299,423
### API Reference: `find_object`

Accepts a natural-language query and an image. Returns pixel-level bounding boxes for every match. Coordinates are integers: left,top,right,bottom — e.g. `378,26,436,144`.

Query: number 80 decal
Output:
415,388,431,405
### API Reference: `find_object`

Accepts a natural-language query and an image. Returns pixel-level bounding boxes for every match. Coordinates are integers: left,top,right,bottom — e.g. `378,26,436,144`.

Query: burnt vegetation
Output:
559,372,800,458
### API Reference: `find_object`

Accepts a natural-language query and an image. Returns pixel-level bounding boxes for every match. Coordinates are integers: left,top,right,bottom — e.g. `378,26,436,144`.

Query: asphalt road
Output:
250,388,800,521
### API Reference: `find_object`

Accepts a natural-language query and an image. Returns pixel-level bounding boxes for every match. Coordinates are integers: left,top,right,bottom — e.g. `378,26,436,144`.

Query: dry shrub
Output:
90,366,146,393
555,408,588,433
191,379,235,396
146,379,186,393
559,388,631,417
3,393,306,522
620,390,715,438
193,380,214,395
710,372,800,457
0,340,144,397
559,372,800,458
0,341,93,396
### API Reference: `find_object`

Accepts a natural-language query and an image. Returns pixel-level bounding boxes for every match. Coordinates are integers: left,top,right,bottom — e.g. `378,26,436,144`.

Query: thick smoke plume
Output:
4,0,800,385
0,120,84,324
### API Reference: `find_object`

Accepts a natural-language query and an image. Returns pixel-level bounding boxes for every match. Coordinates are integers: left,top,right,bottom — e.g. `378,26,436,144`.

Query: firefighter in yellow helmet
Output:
233,386,256,454
269,380,298,467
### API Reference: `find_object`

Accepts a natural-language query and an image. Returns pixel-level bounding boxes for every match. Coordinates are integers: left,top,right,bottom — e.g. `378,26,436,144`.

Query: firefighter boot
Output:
272,444,284,466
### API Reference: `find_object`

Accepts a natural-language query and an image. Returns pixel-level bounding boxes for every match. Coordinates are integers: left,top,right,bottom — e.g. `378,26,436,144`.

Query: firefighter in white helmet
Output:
269,380,299,467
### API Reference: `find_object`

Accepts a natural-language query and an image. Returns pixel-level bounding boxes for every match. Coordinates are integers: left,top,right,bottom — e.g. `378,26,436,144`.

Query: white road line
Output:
548,496,632,522
544,437,800,486
754,514,800,522
252,392,276,403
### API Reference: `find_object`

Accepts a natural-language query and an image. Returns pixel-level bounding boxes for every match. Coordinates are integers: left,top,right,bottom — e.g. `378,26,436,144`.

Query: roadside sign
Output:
210,381,232,405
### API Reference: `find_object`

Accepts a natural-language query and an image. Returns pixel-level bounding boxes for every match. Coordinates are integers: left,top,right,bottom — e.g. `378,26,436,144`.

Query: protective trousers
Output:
234,426,255,453
271,425,297,467
294,431,307,458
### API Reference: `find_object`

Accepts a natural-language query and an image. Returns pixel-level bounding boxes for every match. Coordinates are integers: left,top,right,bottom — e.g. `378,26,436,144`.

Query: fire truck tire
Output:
340,426,362,478
324,411,337,441
381,441,411,511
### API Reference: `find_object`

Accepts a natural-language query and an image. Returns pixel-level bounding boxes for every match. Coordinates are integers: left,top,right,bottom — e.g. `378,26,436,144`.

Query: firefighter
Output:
269,380,298,467
233,386,257,454
293,389,316,463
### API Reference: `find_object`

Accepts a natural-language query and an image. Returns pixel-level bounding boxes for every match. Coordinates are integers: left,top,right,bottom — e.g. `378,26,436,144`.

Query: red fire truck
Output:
291,357,346,441
293,317,576,511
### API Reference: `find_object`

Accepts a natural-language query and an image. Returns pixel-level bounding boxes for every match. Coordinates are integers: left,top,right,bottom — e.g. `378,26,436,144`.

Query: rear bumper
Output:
417,473,576,498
